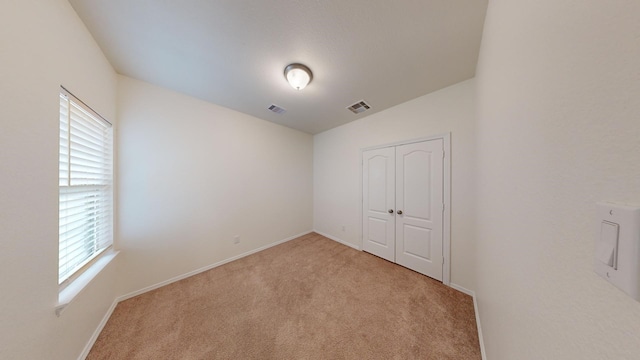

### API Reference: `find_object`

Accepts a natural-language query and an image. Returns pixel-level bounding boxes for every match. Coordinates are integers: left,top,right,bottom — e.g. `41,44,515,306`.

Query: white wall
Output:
475,0,640,358
0,1,119,359
116,76,313,295
313,80,477,290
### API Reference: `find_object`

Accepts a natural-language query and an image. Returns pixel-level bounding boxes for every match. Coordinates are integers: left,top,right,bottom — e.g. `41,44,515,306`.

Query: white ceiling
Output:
68,0,487,134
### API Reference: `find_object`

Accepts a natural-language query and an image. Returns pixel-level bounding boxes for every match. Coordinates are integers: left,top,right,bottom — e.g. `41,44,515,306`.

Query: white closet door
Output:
362,147,395,262
395,140,444,281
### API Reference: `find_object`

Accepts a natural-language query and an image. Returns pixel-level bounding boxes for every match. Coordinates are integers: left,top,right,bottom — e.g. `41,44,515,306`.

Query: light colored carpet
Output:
87,232,480,359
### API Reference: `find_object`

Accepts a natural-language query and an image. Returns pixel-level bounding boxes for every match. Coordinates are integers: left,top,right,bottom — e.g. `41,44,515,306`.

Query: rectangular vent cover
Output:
347,100,371,114
268,104,286,114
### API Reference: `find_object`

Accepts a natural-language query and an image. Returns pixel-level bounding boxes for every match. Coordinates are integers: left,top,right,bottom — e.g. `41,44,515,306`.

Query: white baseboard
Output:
77,299,118,360
313,230,361,251
117,230,313,302
449,283,474,296
450,283,487,360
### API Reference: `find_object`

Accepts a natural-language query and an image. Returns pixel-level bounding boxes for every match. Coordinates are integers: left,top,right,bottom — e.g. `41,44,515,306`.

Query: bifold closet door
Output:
362,139,444,281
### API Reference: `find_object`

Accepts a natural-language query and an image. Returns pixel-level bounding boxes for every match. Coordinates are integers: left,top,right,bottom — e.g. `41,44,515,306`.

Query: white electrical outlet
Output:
233,235,240,244
341,226,346,232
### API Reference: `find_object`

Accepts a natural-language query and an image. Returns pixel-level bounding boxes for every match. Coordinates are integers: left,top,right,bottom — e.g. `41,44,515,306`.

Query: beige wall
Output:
313,79,477,291
475,0,640,358
0,0,119,359
116,76,313,295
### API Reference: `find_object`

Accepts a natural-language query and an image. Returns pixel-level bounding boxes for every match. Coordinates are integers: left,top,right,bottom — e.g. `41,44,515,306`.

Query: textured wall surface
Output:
117,76,313,296
0,1,119,359
313,80,477,291
475,0,640,358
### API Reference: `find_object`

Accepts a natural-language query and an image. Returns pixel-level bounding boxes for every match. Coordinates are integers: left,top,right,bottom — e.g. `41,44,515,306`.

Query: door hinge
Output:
442,257,445,265
442,151,445,159
442,203,445,212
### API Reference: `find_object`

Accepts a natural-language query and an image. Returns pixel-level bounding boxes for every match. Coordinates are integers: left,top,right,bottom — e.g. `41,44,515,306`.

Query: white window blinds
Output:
59,89,113,285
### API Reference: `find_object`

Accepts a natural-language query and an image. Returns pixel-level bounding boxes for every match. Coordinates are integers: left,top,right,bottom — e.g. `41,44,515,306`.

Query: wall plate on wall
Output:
594,202,640,301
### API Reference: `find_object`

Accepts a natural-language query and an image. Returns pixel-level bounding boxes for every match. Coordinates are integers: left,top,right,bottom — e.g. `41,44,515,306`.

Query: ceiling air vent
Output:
347,100,371,114
268,104,286,114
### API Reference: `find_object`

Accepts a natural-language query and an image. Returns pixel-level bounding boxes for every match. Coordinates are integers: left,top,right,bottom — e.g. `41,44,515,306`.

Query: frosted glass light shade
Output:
284,64,312,90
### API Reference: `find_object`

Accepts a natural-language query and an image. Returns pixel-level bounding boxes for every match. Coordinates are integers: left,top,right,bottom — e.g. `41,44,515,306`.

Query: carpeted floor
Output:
87,232,480,359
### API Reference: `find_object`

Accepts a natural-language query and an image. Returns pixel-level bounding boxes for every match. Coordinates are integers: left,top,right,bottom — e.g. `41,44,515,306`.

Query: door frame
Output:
359,133,451,285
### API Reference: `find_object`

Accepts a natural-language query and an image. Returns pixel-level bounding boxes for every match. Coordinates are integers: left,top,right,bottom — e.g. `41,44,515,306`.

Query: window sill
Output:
55,250,119,317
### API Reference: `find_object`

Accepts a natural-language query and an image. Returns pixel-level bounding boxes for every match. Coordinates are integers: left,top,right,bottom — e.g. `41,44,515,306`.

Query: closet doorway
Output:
361,135,450,283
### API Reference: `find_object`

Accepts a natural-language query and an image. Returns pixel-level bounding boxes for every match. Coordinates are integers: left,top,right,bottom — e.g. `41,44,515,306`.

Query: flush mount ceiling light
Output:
284,63,313,91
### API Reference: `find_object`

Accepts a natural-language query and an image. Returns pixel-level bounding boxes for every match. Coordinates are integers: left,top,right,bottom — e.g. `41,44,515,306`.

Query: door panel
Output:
368,218,390,246
362,148,395,262
367,156,389,213
402,151,431,220
395,140,443,280
402,224,431,260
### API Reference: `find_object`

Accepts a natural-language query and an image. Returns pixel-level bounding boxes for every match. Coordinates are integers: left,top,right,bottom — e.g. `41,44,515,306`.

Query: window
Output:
59,88,113,286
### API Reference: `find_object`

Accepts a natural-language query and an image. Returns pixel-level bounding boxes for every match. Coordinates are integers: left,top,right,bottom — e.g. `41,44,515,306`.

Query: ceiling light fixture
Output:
284,63,313,91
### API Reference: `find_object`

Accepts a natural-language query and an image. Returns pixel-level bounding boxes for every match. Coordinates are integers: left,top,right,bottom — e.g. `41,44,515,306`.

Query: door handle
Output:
388,209,394,214
397,210,403,215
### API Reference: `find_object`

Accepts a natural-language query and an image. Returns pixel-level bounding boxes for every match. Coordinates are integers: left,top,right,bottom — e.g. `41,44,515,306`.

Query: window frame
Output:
58,86,114,289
